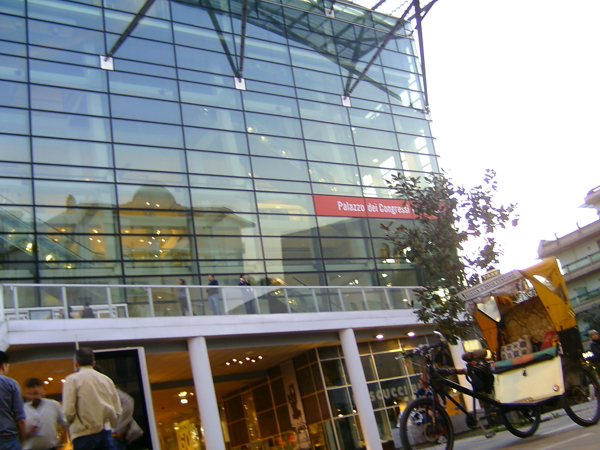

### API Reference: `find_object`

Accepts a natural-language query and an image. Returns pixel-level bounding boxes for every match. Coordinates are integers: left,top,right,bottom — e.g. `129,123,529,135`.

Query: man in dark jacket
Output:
206,275,221,315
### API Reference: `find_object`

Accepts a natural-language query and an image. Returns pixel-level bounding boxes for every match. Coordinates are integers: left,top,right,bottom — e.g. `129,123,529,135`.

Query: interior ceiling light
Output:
375,334,384,340
180,399,188,404
408,331,416,337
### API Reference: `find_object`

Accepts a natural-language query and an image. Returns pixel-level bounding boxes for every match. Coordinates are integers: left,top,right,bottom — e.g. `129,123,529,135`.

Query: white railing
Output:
0,283,421,320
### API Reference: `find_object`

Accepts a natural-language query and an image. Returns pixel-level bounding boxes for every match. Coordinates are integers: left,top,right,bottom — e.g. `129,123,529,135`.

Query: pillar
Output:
339,329,383,450
188,336,225,450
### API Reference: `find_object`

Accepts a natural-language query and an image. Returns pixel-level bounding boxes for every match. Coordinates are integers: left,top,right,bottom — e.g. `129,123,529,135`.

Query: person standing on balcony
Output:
0,351,26,450
63,348,121,450
239,275,255,314
22,378,69,450
176,279,191,316
81,303,95,319
206,275,221,315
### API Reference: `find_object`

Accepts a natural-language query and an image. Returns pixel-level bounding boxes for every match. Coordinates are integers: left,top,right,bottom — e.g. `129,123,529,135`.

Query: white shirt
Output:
23,399,67,450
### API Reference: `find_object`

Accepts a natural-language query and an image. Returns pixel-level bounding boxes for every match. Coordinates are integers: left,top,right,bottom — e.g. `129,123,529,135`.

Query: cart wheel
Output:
400,397,454,450
500,406,541,438
562,364,600,426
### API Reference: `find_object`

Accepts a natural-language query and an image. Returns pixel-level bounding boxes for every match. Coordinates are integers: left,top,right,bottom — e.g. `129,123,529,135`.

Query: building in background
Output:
538,186,600,348
0,0,448,449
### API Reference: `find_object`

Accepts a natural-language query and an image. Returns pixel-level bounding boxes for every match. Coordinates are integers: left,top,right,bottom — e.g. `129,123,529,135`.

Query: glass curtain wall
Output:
0,0,438,293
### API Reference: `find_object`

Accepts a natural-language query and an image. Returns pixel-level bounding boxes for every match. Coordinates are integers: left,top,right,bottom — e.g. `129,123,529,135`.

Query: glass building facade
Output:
0,0,438,289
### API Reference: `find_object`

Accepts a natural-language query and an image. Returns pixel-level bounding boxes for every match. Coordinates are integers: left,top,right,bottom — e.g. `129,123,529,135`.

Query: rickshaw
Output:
398,257,599,450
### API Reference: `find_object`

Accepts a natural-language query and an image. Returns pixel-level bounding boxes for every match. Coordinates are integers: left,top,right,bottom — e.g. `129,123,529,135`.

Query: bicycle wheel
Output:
500,406,541,438
562,364,600,426
400,397,454,450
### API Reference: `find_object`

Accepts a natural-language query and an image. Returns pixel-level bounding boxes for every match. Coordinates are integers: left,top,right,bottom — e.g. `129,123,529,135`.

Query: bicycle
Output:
398,332,599,450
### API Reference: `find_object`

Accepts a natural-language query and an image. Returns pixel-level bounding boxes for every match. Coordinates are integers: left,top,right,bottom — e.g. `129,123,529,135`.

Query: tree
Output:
383,170,518,344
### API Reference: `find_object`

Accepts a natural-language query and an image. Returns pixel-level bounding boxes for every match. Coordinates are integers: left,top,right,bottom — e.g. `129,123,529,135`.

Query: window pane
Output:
116,170,187,186
196,236,263,260
256,192,314,215
0,80,27,108
185,128,248,154
38,234,119,261
290,47,339,73
359,166,397,188
30,85,109,116
30,60,107,92
174,23,234,53
246,80,295,97
105,10,172,42
36,207,117,234
383,67,421,90
33,138,112,167
35,180,116,207
115,145,186,173
402,152,438,173
171,2,231,31
318,217,370,238
298,100,349,125
175,45,232,75
356,147,400,168
29,20,104,54
0,206,33,232
321,238,373,259
111,95,181,124
191,188,256,213
242,91,298,117
293,67,342,94
397,135,436,155
244,58,294,85
394,116,431,137
189,175,253,191
105,34,174,66
296,88,341,106
0,55,27,82
240,36,290,64
309,162,359,185
312,183,362,197
0,107,29,135
0,135,30,162
120,210,193,235
259,215,318,237
122,235,193,260
262,237,321,259
302,120,352,145
28,0,102,29
180,81,241,109
178,69,233,87
305,141,356,164
109,71,179,101
0,178,32,204
182,104,244,132
32,111,110,141
194,212,259,236
112,119,183,148
252,156,309,182
0,0,25,16
374,352,407,379
187,151,251,178
246,112,302,138
349,108,394,131
29,45,99,67
34,165,114,182
117,185,190,209
254,179,311,193
248,135,305,160
353,127,397,150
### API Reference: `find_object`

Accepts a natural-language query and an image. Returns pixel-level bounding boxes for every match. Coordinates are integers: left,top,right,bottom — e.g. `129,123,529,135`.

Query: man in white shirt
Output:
62,349,121,450
23,378,68,450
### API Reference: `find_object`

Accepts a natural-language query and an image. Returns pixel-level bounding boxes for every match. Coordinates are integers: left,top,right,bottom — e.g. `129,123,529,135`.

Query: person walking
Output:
589,329,600,376
206,275,221,315
22,378,69,450
63,348,122,450
0,351,26,450
239,275,255,314
93,367,142,450
176,279,191,316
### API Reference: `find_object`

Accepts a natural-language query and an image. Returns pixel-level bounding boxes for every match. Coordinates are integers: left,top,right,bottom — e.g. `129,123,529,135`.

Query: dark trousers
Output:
73,430,116,450
0,436,20,450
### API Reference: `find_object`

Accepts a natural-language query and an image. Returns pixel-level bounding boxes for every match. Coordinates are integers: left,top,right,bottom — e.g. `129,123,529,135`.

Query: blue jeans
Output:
208,294,221,315
0,436,20,450
73,430,116,450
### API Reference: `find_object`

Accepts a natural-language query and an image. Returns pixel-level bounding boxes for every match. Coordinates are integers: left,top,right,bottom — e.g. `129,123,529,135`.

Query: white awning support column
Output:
339,328,383,450
188,336,225,450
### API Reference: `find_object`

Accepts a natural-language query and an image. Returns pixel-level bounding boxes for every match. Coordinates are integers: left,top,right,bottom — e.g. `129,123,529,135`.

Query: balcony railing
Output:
563,251,600,275
571,287,600,308
0,284,421,321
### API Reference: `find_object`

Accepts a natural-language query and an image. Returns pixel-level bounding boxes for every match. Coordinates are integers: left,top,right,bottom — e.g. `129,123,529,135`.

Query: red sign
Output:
313,195,417,219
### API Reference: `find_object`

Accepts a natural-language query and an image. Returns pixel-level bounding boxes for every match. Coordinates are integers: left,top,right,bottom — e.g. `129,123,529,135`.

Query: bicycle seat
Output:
462,349,488,362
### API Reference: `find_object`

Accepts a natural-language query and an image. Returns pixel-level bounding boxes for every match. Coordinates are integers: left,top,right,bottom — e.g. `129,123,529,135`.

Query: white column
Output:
339,329,383,450
188,337,225,450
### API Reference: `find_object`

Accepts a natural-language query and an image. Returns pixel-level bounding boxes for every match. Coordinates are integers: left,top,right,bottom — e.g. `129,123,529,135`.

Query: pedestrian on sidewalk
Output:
0,351,26,450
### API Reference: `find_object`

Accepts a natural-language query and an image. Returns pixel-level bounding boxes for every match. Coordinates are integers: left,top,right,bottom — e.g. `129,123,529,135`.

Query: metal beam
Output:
105,0,155,59
371,0,389,11
344,1,414,97
237,0,250,78
414,0,437,112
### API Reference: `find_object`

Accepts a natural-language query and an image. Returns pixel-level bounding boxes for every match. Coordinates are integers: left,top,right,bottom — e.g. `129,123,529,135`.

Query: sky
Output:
416,0,599,272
